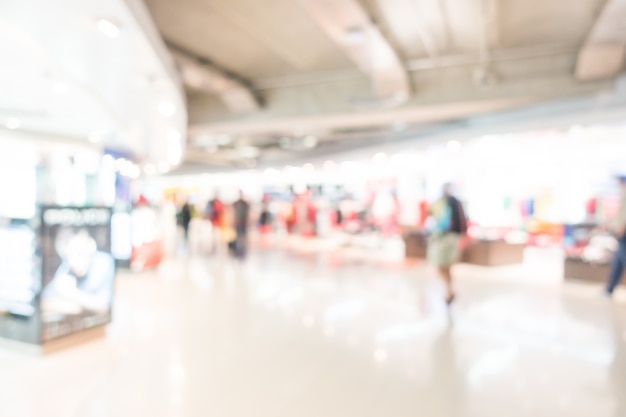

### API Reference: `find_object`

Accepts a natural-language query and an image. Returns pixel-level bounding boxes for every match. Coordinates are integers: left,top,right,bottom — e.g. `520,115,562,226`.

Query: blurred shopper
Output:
606,176,626,295
205,196,225,253
232,191,251,259
427,183,467,305
178,201,192,242
259,201,272,234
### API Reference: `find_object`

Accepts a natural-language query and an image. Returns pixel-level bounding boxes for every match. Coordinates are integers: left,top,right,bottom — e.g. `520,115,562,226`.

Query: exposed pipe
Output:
252,44,578,90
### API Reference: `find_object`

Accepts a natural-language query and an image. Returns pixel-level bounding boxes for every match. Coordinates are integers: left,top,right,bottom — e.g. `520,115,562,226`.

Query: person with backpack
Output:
427,183,468,305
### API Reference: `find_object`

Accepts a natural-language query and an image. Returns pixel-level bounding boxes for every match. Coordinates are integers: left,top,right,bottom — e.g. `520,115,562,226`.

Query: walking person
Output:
232,191,250,259
205,196,224,254
607,176,626,295
178,201,192,242
427,183,467,305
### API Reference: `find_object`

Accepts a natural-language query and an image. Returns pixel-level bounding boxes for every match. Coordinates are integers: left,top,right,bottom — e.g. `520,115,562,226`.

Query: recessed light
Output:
97,18,120,38
5,118,20,130
323,160,336,170
373,152,387,164
158,101,176,117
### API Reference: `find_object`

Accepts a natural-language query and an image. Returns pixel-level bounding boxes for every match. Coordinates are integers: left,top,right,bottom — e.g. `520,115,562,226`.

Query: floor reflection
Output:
0,248,624,417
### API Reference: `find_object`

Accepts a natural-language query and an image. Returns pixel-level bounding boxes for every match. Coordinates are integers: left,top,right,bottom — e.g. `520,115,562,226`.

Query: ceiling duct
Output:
576,0,626,81
170,49,260,113
298,0,410,105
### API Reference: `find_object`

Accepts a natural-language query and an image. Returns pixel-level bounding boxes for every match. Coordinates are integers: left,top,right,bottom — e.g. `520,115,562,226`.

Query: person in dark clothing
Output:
232,191,250,258
259,202,272,233
179,202,192,241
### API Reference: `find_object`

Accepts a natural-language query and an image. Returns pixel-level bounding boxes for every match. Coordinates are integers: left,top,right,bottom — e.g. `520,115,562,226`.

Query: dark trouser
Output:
235,226,248,259
607,237,626,294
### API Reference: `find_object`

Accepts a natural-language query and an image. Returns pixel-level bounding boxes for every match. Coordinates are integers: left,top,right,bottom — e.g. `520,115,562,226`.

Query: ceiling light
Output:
303,163,314,171
447,140,462,152
303,135,318,149
97,18,120,38
53,81,69,95
5,118,20,130
158,163,170,173
264,168,280,178
158,101,176,117
323,160,336,170
373,152,388,164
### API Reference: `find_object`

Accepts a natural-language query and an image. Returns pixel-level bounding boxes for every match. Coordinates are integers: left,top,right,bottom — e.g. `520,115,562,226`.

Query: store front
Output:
159,121,626,285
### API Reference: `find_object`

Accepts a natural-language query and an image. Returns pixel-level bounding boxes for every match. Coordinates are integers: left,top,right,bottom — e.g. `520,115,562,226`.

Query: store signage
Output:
43,208,111,226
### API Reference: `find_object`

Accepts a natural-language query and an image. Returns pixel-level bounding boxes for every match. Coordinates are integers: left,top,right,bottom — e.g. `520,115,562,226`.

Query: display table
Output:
461,240,525,266
403,232,428,259
563,257,620,285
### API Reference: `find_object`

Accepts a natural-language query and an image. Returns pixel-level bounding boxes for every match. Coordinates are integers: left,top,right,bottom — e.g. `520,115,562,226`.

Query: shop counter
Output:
461,240,525,266
403,231,428,259
563,257,620,285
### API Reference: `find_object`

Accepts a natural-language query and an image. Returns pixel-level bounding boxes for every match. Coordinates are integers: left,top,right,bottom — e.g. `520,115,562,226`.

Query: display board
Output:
39,207,115,342
0,206,117,345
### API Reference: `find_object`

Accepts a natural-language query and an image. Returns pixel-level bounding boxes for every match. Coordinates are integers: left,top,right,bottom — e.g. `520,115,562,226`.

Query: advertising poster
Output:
40,207,115,342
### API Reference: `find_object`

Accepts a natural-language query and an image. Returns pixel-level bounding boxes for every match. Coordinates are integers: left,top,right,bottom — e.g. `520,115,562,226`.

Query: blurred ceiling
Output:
144,0,624,171
0,0,187,168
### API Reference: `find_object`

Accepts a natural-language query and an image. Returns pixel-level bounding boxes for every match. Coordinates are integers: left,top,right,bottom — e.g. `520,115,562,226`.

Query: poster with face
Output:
40,207,115,342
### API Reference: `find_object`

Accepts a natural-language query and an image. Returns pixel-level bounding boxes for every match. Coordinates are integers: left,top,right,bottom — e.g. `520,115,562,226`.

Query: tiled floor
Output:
0,246,625,417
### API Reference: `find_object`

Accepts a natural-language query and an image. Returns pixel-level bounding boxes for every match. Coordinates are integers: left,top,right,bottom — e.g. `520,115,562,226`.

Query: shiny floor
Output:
1,245,625,417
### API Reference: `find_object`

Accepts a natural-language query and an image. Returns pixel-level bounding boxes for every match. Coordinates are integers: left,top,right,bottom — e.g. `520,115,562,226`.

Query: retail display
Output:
0,207,116,345
562,224,620,284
